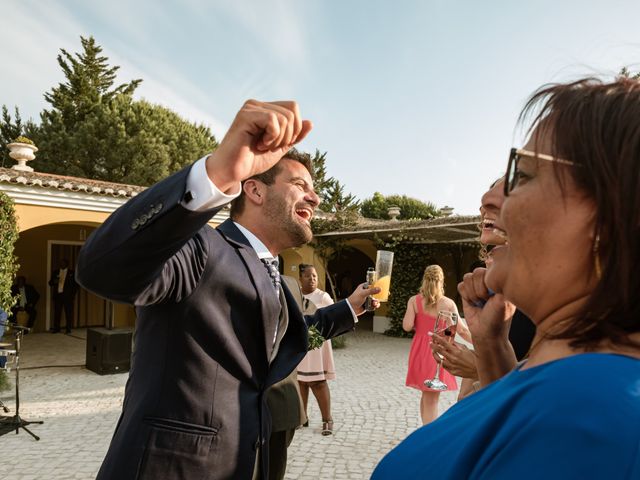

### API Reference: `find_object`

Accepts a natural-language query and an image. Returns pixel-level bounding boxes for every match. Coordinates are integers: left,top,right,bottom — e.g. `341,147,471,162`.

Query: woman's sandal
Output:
321,420,333,436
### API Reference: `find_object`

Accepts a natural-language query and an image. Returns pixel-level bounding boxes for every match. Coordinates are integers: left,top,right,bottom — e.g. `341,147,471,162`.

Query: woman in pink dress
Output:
296,264,337,435
403,264,465,424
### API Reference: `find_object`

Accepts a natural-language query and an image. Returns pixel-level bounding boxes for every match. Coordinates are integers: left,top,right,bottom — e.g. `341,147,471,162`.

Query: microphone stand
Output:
0,320,43,440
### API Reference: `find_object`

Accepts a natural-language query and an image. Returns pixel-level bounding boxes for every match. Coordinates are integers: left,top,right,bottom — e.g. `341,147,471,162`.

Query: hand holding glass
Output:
424,311,458,391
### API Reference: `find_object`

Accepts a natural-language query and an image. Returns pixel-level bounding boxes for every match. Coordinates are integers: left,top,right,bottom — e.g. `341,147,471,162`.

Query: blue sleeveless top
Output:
372,353,640,479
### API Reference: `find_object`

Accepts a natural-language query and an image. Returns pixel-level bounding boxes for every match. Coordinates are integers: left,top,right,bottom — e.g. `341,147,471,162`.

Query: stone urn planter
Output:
387,206,401,221
7,141,38,172
439,205,454,217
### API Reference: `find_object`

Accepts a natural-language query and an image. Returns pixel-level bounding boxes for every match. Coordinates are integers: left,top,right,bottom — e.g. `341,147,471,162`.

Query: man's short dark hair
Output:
229,149,313,218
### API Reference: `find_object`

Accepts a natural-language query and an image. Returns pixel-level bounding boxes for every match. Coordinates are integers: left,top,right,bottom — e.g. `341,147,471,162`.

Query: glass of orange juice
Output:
372,250,394,301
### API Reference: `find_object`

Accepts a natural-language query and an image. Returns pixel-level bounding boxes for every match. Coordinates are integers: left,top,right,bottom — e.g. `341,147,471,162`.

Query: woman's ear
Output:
243,179,264,205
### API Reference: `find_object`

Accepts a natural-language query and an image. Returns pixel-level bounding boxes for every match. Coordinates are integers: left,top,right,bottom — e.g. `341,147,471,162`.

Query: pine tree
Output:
311,149,359,213
619,67,640,79
43,36,141,126
30,36,217,185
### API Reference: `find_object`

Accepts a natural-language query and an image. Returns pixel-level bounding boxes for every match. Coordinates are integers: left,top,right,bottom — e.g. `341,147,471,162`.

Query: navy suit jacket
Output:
76,164,354,480
49,269,77,299
11,284,40,307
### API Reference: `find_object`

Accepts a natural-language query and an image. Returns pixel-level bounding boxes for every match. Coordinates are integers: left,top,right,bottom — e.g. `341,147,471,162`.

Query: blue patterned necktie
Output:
261,257,281,295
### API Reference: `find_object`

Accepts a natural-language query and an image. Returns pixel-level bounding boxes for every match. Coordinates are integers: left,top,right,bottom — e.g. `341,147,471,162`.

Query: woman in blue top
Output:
373,76,640,479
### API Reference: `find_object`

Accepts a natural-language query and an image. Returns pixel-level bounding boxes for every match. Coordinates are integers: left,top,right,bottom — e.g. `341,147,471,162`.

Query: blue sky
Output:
2,0,639,214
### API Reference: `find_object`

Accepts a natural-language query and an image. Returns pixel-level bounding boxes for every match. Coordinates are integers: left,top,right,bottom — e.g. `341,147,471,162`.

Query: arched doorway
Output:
14,223,110,332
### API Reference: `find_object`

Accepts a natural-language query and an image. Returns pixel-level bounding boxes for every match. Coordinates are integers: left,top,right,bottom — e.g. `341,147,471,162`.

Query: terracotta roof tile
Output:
0,167,146,198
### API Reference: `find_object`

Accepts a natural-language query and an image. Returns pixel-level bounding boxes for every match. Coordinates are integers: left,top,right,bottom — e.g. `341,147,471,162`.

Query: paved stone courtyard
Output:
0,328,457,479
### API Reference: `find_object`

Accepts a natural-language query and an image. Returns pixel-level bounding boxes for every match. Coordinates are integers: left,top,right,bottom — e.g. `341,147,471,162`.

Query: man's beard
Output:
264,194,313,248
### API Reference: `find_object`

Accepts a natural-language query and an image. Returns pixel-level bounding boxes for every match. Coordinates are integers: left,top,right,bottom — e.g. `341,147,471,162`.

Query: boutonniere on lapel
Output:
307,325,325,351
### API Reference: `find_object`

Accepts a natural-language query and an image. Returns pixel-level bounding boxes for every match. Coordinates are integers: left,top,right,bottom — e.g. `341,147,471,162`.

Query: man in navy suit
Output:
76,100,378,480
49,259,77,333
11,276,40,330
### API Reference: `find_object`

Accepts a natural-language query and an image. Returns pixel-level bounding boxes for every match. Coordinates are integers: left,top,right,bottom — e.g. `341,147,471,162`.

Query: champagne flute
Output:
424,311,458,390
371,250,394,302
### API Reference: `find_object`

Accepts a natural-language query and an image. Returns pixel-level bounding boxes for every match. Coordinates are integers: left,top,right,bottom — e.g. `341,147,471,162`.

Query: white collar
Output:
233,222,274,260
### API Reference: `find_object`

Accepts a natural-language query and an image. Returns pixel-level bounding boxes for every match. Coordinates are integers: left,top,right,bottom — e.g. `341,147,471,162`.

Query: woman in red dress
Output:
403,264,468,424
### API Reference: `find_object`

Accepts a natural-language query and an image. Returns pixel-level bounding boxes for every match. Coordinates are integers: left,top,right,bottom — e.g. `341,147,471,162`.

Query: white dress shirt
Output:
19,286,27,307
58,268,67,294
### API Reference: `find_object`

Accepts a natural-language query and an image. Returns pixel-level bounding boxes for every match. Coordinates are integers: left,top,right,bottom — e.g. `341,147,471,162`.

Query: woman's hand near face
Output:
431,334,478,378
458,268,515,343
458,267,519,385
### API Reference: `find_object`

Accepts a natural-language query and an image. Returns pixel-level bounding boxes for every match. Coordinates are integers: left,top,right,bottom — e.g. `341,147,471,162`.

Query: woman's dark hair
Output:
298,263,315,277
519,76,640,349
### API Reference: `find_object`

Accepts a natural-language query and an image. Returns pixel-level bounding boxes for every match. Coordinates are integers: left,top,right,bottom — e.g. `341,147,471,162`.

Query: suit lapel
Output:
265,281,308,387
217,220,281,362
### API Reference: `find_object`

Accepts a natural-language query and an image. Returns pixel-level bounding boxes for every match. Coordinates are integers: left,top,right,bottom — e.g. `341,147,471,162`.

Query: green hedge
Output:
0,192,18,313
0,191,18,391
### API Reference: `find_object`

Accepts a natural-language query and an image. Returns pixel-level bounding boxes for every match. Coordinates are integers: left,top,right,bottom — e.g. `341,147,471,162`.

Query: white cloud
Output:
134,77,230,137
201,0,310,67
0,1,230,137
103,50,230,137
0,2,83,119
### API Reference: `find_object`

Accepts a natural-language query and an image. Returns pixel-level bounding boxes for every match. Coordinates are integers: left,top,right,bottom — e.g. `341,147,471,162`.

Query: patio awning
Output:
313,215,481,244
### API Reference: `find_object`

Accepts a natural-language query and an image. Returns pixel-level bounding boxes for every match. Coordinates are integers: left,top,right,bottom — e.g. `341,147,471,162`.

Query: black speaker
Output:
86,327,133,375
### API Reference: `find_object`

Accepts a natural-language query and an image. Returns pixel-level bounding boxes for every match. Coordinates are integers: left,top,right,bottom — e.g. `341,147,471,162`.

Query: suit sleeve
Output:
76,164,220,306
304,300,355,339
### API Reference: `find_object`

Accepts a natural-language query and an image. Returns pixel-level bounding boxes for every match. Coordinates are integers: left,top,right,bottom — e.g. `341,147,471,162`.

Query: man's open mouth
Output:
482,219,495,230
296,208,313,223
